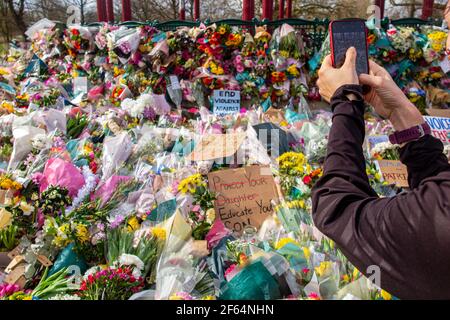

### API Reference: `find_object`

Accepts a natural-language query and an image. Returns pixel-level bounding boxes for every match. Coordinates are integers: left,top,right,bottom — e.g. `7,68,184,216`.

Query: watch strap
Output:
389,122,431,145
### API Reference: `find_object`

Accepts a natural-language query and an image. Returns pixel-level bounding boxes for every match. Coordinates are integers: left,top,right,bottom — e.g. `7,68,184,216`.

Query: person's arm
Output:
324,84,377,198
400,135,450,189
311,87,450,299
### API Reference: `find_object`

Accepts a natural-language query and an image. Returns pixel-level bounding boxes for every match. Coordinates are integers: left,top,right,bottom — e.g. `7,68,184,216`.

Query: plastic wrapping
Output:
101,132,133,181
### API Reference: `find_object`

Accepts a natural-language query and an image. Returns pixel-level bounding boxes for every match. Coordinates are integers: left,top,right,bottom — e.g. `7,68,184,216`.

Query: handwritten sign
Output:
424,116,450,144
208,166,279,234
213,90,240,116
376,160,409,188
186,132,246,162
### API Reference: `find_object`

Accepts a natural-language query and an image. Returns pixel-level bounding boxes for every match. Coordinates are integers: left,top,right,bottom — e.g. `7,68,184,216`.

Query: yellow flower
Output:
202,295,216,300
178,174,206,194
353,267,360,279
75,224,90,243
287,64,300,77
54,235,70,247
58,223,70,234
0,208,12,230
380,289,392,300
302,246,311,260
315,261,333,278
127,216,141,232
279,50,290,58
274,237,299,250
342,274,350,283
1,101,14,113
218,26,227,35
151,227,166,241
0,67,9,76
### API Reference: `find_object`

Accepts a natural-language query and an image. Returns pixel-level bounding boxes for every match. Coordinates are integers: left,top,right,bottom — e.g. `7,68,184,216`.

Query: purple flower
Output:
109,214,125,229
143,107,156,121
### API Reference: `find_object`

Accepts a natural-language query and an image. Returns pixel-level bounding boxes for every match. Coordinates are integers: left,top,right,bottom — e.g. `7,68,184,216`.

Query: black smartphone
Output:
329,19,369,75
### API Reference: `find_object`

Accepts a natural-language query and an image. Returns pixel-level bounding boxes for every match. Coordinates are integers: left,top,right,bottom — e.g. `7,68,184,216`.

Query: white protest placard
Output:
213,90,240,116
424,116,450,144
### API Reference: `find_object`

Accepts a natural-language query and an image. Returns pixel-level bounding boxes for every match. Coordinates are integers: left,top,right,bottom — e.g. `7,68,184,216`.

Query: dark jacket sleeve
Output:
400,135,450,189
311,85,450,300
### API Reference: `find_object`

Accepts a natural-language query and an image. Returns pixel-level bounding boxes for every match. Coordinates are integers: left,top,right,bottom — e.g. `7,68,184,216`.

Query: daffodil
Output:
151,227,166,240
127,216,140,232
315,261,333,278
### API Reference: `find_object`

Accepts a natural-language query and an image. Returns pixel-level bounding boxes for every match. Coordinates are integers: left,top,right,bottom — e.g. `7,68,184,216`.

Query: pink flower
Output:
191,204,201,212
236,64,245,73
0,284,20,298
224,264,237,278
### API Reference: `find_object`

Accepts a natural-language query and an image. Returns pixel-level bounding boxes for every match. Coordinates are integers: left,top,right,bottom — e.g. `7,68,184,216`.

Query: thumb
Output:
359,73,382,88
343,47,357,69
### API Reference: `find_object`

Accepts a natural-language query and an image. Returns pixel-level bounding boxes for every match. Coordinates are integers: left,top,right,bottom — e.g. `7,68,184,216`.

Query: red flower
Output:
303,175,312,185
89,161,98,174
71,29,80,36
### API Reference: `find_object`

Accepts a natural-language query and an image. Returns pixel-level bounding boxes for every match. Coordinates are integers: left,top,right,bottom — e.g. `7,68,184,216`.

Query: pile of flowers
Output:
0,18,448,301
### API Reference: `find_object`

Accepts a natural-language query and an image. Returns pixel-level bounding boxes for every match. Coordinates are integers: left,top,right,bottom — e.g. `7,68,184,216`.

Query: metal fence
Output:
87,17,443,51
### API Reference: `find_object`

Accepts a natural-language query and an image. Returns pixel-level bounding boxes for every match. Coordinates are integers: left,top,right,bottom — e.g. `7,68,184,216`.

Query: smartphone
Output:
329,19,369,75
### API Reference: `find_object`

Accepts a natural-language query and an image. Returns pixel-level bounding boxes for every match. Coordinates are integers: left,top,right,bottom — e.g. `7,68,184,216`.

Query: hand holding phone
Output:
329,19,369,76
317,48,359,102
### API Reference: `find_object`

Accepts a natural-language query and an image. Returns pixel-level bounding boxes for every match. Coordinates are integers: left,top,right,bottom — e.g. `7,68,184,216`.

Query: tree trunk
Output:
6,0,27,41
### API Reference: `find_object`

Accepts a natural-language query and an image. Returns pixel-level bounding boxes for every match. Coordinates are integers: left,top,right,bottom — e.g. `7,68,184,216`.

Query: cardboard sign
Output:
7,245,22,260
5,264,26,286
37,255,53,267
426,109,450,118
208,166,279,234
377,160,409,188
213,90,241,116
186,132,246,161
424,116,450,144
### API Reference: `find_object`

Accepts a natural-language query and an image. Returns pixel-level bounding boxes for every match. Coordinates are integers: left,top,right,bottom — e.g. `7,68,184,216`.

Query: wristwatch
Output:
388,122,431,145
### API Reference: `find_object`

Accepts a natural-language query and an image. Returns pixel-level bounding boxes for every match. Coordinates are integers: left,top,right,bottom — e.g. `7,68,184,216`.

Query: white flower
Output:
47,293,81,300
371,141,397,157
118,253,144,271
83,265,101,279
31,133,51,150
20,201,34,216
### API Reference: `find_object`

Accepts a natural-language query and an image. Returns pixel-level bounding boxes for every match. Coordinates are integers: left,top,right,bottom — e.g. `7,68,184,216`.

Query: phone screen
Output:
330,20,369,75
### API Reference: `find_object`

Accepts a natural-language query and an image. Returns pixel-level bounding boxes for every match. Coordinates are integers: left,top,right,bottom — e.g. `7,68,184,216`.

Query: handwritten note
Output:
377,160,409,188
213,90,240,116
207,166,279,234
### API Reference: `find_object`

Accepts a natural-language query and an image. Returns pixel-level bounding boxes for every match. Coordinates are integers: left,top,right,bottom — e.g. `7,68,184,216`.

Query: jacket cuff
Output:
330,84,365,112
